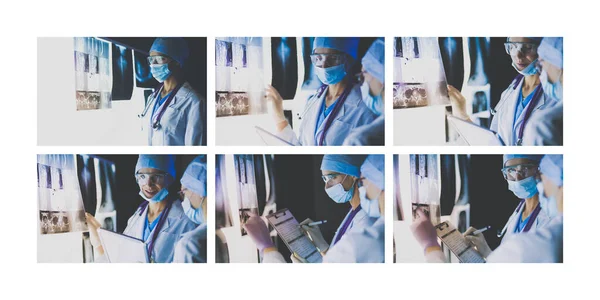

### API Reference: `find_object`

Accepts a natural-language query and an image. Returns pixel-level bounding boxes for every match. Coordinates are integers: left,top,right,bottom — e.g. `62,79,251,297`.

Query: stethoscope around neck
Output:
497,198,541,238
138,83,183,130
489,74,543,145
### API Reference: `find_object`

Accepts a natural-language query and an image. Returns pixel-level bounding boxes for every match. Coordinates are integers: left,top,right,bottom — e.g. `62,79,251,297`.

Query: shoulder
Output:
168,200,197,228
176,82,203,104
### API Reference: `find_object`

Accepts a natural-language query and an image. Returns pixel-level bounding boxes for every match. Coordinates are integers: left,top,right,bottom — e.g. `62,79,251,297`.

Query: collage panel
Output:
393,37,563,146
216,154,384,263
37,154,207,263
215,37,385,146
393,154,563,263
38,37,208,146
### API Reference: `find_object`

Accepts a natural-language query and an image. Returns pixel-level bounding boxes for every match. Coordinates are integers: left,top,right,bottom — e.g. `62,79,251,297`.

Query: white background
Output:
2,0,599,299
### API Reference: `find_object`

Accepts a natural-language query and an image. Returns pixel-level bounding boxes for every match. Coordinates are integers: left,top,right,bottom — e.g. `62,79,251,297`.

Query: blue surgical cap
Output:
135,155,176,179
540,155,563,187
180,155,207,197
150,37,190,67
503,154,543,166
362,39,385,85
538,37,563,68
320,155,367,178
313,37,360,59
506,37,543,44
360,155,385,190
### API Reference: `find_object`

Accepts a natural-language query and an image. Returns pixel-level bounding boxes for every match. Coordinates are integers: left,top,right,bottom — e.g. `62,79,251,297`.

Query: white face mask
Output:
359,186,382,218
507,176,538,199
182,196,205,225
325,175,354,204
139,188,169,202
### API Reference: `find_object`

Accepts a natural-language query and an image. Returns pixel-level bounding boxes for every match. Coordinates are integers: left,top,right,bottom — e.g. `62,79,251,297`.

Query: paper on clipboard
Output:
266,209,322,263
98,228,149,263
435,221,486,263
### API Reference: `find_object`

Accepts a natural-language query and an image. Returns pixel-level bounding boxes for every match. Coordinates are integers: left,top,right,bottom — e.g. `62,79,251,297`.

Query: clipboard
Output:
255,126,294,146
98,228,149,263
447,115,504,146
435,221,486,263
266,209,323,263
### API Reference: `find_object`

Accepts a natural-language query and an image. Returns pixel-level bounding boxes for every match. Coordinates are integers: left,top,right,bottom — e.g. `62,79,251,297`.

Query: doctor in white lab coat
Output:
86,155,196,263
173,155,208,263
448,37,560,146
141,38,205,146
411,155,563,263
265,37,377,146
523,37,563,146
244,155,380,263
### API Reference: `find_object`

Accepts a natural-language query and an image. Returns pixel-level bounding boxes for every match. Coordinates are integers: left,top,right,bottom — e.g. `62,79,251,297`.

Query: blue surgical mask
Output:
359,186,381,218
139,188,169,202
507,176,538,199
314,64,346,85
536,181,559,218
512,59,539,76
325,175,355,204
150,64,171,83
540,69,563,101
360,81,383,116
182,196,205,225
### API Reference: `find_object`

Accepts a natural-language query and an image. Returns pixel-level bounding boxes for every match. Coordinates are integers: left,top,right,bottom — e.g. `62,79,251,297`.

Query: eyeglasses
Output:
504,42,538,56
310,53,346,68
135,173,167,185
321,173,346,184
147,55,171,65
501,164,538,181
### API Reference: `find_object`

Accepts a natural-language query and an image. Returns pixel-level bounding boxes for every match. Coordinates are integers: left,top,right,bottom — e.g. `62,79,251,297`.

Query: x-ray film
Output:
38,155,87,234
393,37,450,109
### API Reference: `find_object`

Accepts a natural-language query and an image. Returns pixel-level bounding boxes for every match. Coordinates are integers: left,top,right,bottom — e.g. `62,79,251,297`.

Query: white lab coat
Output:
490,77,560,145
501,201,552,244
323,217,384,263
173,223,207,263
121,200,197,263
523,102,563,146
487,215,563,263
144,82,205,146
277,84,378,145
342,115,384,146
261,207,379,263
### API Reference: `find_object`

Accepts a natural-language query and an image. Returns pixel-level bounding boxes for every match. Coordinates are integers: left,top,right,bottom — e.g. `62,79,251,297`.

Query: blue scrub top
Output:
514,87,536,125
143,212,163,241
514,210,531,233
152,92,172,117
315,98,339,136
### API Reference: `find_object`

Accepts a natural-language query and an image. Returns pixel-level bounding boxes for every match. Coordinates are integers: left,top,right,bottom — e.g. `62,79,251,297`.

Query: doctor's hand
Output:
85,213,104,255
463,227,493,258
299,218,330,254
265,85,287,126
447,85,472,122
410,209,441,253
244,215,275,252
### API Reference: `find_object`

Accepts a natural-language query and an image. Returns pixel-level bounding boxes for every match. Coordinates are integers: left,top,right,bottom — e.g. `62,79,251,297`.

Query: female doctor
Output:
244,155,383,263
411,155,563,263
461,154,551,258
140,38,205,146
265,37,378,146
448,37,560,146
86,155,197,263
